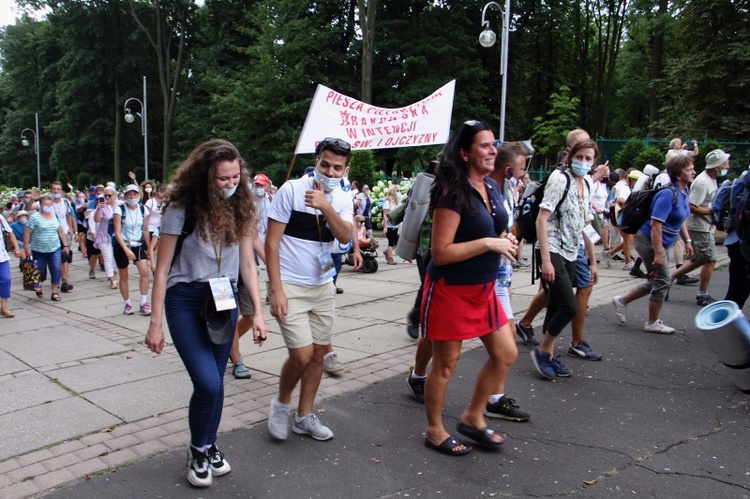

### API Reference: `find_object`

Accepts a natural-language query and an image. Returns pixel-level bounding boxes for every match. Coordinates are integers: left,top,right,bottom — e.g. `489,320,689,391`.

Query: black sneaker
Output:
406,368,425,404
516,322,540,346
696,295,717,306
484,395,530,422
206,444,231,477
61,281,73,292
612,254,624,261
406,308,420,340
99,264,105,272
629,268,647,279
186,447,212,488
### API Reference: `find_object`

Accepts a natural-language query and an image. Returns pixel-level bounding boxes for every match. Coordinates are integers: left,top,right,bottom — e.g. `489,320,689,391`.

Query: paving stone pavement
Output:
0,240,737,497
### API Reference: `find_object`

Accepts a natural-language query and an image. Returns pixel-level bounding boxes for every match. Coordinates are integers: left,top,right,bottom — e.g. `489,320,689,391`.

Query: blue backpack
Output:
711,179,741,231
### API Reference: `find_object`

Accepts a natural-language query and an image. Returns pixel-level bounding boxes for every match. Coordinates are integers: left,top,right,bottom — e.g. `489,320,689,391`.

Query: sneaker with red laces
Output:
123,303,134,315
140,303,151,316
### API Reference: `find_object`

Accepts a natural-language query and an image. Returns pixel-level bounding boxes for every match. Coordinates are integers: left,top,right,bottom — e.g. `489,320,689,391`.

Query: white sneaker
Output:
644,320,675,334
612,296,627,323
268,398,291,440
323,353,345,374
206,444,231,477
601,250,613,268
293,413,334,441
186,447,212,488
623,262,634,271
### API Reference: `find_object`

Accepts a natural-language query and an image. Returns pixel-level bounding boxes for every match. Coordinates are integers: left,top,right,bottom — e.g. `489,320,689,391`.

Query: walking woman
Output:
93,186,120,290
1,216,23,317
113,184,152,316
422,120,518,456
145,139,266,488
612,155,695,333
381,185,401,265
23,194,69,301
531,139,597,378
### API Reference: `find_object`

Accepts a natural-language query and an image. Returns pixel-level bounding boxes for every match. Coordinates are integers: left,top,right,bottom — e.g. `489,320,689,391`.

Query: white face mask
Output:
144,187,153,194
41,205,53,214
222,184,238,199
313,168,342,192
18,218,28,225
126,198,139,207
254,187,266,198
51,193,62,200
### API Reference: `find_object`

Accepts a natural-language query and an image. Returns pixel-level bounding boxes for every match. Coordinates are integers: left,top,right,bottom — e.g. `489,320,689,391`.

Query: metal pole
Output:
143,76,148,181
499,0,510,142
35,113,41,188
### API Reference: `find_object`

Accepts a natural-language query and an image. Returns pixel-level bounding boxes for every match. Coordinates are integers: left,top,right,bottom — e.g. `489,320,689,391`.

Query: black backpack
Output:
618,184,678,235
518,167,570,244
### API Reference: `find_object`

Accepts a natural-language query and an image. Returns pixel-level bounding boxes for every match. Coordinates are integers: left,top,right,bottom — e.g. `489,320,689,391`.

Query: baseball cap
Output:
124,184,140,194
88,185,97,191
705,149,730,169
254,173,271,186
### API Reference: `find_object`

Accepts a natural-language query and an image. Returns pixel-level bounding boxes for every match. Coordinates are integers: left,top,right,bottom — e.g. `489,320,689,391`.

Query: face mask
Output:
718,168,728,177
313,168,341,192
571,160,592,177
126,198,139,207
18,218,28,225
222,184,238,199
41,205,53,214
254,187,266,197
51,193,62,200
144,187,153,194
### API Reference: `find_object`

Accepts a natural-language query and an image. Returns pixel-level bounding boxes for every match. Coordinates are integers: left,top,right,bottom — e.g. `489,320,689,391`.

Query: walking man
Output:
265,138,354,441
669,149,730,305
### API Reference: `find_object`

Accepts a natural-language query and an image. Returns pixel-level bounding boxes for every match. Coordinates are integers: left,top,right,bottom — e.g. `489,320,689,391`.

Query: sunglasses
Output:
104,194,113,198
318,137,351,152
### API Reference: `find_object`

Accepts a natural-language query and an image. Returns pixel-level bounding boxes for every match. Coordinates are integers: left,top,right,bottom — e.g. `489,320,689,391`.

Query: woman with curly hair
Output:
421,120,518,456
145,139,266,488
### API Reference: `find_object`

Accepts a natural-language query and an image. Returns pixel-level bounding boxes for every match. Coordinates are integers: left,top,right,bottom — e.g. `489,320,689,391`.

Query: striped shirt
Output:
27,213,62,253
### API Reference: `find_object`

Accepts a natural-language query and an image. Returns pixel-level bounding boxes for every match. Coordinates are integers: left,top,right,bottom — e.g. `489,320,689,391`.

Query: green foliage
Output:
57,170,69,189
531,86,580,161
613,140,646,170
348,150,376,188
75,172,91,191
633,146,664,171
693,140,723,172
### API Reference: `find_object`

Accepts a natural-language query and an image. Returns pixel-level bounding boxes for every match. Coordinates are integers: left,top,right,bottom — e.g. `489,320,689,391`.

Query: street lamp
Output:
20,113,41,188
479,0,510,143
123,76,149,181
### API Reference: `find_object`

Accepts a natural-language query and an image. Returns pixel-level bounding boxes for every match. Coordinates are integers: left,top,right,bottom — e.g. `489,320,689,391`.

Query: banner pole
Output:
285,154,297,182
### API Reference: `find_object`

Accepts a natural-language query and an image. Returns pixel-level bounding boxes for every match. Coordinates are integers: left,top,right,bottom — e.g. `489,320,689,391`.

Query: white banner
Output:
295,80,455,154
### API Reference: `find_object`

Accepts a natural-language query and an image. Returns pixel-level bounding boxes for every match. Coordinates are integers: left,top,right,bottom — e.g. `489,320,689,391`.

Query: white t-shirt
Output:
144,198,164,232
52,199,72,232
0,217,12,263
590,180,608,212
382,199,401,229
268,176,354,286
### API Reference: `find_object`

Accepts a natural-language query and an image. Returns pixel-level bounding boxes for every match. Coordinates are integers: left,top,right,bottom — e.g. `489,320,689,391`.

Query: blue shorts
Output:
574,245,591,289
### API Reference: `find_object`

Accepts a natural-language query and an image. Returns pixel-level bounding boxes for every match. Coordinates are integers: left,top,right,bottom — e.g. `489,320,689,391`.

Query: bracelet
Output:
685,239,692,243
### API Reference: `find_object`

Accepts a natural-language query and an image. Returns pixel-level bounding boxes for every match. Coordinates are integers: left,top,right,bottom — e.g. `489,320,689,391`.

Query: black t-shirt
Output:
427,177,508,285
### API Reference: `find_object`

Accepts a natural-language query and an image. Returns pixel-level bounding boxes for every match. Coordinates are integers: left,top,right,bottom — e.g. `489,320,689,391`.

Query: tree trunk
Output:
648,0,668,134
358,0,377,104
114,76,121,184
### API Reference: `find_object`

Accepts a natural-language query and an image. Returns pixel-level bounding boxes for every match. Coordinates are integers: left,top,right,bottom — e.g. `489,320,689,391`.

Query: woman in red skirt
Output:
421,120,518,456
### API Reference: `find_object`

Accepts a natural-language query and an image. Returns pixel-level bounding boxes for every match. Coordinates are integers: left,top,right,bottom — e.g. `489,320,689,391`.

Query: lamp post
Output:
20,113,41,188
123,76,149,181
479,0,510,143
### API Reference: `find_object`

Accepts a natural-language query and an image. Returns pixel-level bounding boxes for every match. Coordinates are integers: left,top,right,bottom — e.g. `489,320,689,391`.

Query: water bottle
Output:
497,257,511,288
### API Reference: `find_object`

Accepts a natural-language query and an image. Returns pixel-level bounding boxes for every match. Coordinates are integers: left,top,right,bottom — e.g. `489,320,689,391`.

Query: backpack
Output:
731,179,750,242
518,167,571,243
618,184,678,235
711,179,734,231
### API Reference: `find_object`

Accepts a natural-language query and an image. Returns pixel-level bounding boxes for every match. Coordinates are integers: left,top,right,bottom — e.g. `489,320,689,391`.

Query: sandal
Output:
232,362,252,380
424,435,472,456
387,258,397,265
51,293,61,302
35,289,43,298
456,422,503,450
110,281,119,290
1,309,15,318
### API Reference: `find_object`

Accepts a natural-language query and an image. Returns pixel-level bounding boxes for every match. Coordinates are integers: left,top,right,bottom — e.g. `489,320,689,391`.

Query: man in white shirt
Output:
265,138,354,442
50,181,76,292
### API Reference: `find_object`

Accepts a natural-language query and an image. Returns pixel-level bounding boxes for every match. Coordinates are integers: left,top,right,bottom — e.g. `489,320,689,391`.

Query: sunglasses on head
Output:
318,137,351,152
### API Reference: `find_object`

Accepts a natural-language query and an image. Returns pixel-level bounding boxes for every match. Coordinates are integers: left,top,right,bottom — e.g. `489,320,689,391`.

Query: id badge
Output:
317,250,336,280
208,277,237,311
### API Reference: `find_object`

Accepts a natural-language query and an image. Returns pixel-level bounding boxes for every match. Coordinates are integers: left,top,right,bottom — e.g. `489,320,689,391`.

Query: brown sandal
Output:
0,309,14,318
51,293,61,302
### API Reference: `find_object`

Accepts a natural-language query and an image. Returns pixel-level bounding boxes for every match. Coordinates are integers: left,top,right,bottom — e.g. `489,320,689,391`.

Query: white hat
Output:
705,149,730,169
124,184,140,194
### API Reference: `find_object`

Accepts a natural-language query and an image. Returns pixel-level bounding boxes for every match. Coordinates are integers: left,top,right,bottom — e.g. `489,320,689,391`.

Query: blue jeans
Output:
165,282,236,448
32,249,62,285
0,260,11,298
332,253,344,285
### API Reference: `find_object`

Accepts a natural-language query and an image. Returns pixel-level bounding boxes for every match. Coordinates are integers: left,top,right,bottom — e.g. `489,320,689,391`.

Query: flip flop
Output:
424,435,472,456
456,422,503,450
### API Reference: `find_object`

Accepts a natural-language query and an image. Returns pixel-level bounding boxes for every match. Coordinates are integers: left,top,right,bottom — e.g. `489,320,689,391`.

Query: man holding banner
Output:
265,138,354,442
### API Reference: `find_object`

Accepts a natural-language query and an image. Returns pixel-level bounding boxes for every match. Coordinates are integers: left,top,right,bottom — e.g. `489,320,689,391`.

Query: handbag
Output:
199,287,236,345
386,202,406,226
22,258,41,290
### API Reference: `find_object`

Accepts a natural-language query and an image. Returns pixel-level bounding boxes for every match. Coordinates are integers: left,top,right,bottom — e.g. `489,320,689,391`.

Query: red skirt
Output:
420,274,507,341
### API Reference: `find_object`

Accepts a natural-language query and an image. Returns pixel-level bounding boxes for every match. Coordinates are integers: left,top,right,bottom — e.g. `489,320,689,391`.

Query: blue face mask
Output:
718,168,728,177
222,184,238,199
254,187,266,198
313,168,342,192
570,160,592,177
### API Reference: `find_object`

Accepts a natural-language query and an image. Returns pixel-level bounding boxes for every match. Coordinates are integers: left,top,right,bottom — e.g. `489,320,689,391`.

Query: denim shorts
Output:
574,245,591,289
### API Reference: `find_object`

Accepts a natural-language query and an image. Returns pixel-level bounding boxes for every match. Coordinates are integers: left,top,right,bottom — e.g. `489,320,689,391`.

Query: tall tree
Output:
358,0,377,103
648,0,668,132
